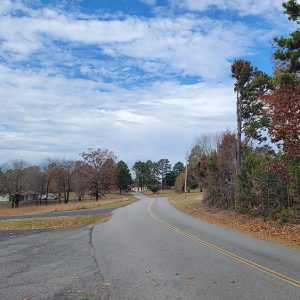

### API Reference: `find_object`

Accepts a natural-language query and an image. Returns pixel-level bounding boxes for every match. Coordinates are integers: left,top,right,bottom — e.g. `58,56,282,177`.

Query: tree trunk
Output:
63,191,67,203
46,178,51,206
235,91,242,210
15,194,20,208
236,91,242,173
95,181,99,200
66,177,70,203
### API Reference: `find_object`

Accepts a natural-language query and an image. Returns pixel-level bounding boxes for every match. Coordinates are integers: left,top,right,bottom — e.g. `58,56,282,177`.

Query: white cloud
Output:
172,0,284,16
0,0,290,165
0,6,263,80
0,64,235,165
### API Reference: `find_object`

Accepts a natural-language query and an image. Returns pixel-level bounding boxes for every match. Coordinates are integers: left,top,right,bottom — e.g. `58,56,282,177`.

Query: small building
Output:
23,191,39,202
0,194,9,202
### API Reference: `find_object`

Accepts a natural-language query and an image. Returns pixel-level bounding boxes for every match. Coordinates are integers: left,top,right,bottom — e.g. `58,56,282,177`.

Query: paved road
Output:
0,229,48,242
0,192,299,299
0,226,108,300
93,193,300,299
0,207,115,220
0,207,115,242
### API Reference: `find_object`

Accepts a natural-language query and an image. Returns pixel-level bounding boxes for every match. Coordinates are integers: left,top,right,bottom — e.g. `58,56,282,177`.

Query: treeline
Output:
185,132,299,222
182,1,300,223
0,148,133,208
132,159,185,192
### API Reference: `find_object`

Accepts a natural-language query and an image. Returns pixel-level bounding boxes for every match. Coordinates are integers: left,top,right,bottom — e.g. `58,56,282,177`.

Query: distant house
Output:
40,193,58,201
6,192,39,203
0,194,9,202
22,191,39,202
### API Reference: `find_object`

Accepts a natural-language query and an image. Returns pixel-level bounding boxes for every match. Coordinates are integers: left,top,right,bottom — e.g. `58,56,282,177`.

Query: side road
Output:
0,207,115,220
0,226,109,300
0,229,47,242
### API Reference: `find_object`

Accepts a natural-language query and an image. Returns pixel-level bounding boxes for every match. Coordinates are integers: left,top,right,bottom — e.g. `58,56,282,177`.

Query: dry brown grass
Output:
0,213,111,231
146,189,300,250
0,192,136,217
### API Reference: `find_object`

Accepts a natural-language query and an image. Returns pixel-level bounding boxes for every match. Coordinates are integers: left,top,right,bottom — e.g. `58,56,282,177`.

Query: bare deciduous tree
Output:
81,148,117,200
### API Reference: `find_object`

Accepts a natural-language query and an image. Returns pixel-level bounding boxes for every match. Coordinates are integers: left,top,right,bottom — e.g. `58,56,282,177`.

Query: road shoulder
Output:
146,191,300,250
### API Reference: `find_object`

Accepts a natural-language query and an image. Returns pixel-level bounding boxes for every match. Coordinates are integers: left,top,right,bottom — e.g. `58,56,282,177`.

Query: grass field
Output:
0,192,136,217
0,214,111,230
0,192,137,231
143,189,300,250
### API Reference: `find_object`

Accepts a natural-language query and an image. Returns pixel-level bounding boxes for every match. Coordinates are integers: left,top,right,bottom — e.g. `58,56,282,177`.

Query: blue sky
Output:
0,0,295,167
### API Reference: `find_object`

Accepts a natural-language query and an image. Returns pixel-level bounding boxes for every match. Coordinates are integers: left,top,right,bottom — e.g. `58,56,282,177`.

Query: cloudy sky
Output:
0,0,294,166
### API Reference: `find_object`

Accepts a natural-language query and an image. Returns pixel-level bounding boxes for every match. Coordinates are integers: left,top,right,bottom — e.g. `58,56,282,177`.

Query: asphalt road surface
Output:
0,226,108,300
93,192,300,299
0,229,48,242
0,192,299,299
0,207,115,220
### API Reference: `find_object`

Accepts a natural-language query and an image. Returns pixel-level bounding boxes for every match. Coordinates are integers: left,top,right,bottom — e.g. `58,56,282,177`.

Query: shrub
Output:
149,185,159,194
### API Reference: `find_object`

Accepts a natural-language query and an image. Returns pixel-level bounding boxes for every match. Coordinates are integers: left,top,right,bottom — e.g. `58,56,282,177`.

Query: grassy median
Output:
0,214,112,230
0,192,137,231
0,192,136,217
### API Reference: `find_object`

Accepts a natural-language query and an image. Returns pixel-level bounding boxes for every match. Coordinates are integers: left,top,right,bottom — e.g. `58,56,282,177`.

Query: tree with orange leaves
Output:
264,84,300,161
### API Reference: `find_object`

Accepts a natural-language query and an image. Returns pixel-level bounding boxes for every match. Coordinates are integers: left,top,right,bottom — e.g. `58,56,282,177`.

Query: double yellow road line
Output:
148,199,300,288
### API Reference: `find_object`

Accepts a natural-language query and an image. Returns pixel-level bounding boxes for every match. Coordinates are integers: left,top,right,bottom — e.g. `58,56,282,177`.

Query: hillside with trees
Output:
0,148,119,208
185,0,300,223
132,159,184,193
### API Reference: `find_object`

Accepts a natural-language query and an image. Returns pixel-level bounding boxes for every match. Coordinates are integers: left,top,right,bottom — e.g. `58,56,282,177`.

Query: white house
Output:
0,194,9,202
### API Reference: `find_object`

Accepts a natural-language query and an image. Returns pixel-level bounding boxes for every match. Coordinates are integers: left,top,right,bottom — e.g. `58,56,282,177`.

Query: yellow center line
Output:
148,198,300,288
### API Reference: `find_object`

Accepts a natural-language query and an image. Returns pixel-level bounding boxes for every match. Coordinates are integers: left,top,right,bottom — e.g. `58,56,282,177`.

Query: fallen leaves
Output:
152,280,160,287
102,282,111,287
90,290,98,295
170,196,300,249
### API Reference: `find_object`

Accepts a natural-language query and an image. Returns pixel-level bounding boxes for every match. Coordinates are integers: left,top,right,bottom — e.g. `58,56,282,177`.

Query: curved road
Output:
0,192,299,299
93,192,300,299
